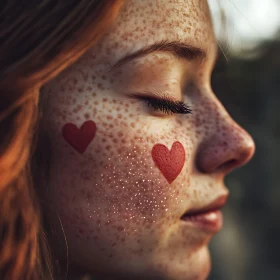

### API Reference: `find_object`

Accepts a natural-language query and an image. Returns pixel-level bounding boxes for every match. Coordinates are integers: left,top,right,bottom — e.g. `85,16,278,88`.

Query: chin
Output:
105,246,211,280
156,246,211,280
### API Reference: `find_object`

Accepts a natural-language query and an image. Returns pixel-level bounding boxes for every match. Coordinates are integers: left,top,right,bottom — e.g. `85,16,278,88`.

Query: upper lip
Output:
181,193,229,217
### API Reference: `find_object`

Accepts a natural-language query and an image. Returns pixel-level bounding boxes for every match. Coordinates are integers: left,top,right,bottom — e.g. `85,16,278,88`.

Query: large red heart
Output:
151,141,185,184
62,120,96,153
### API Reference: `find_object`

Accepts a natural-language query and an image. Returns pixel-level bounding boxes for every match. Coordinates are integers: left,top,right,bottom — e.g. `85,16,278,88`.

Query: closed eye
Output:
128,92,192,115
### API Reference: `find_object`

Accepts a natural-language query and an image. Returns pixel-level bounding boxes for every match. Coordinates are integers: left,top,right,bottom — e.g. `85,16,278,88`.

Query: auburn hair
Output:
0,1,125,279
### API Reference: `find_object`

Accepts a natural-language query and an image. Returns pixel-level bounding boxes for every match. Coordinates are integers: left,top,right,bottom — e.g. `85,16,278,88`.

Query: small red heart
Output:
151,141,185,184
62,120,96,153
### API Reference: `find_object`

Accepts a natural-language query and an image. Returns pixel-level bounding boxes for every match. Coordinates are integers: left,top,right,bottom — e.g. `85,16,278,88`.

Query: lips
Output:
181,194,229,218
180,194,228,233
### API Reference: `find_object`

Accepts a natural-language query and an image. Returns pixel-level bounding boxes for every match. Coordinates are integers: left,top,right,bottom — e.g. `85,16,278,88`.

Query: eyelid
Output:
128,90,182,102
127,91,192,115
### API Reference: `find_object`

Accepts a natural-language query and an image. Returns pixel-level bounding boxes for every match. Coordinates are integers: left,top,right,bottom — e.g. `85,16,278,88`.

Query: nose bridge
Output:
195,91,255,175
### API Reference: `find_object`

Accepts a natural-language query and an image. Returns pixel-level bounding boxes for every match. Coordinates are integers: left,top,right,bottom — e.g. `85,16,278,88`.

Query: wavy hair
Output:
0,1,124,279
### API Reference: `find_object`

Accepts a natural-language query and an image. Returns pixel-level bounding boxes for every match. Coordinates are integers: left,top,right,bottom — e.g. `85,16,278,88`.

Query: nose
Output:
196,117,255,176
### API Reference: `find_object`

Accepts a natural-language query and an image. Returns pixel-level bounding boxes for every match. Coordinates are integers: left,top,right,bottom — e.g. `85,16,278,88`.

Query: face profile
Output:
36,0,256,279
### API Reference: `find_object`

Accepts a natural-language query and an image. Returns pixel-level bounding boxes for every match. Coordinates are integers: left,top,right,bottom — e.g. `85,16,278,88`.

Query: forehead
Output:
92,0,216,65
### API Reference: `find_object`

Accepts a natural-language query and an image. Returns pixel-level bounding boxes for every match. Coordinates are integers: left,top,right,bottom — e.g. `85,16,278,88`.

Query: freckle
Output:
131,122,135,128
105,145,111,151
92,92,96,97
97,83,104,89
129,113,133,118
117,114,122,119
91,75,96,80
117,132,123,137
109,124,113,128
103,98,108,102
116,107,120,111
101,75,107,80
87,86,92,91
60,85,65,92
113,138,118,143
94,101,99,105
76,105,82,111
106,115,113,120
117,226,124,232
176,119,183,125
84,113,90,118
78,88,83,93
102,138,107,142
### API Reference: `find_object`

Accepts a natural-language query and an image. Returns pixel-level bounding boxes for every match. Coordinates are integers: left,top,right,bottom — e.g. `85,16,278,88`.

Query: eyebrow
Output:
111,40,208,70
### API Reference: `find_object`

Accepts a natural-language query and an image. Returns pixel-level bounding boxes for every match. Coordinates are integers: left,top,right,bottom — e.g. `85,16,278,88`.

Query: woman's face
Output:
40,0,255,279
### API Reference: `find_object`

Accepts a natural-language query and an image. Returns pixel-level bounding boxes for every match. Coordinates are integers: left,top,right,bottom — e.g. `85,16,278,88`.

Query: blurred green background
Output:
208,1,280,280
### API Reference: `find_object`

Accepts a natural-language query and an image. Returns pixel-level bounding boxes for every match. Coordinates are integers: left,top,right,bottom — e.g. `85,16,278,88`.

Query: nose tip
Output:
238,133,255,165
196,124,256,175
222,132,255,173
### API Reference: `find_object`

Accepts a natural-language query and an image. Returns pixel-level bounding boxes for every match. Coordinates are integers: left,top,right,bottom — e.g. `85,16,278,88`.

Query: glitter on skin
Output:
39,0,255,279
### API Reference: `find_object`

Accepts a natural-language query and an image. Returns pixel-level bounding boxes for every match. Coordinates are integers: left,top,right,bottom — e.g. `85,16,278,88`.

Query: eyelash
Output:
129,92,192,115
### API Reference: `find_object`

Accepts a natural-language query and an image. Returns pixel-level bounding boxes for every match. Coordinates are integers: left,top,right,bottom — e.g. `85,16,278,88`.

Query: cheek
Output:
48,110,192,254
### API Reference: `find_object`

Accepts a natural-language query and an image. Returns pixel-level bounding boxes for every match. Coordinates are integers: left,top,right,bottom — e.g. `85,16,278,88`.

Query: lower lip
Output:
180,210,223,233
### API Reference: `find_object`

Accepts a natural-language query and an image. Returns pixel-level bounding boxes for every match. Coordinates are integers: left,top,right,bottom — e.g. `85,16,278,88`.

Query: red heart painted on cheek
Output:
62,120,96,154
151,141,185,184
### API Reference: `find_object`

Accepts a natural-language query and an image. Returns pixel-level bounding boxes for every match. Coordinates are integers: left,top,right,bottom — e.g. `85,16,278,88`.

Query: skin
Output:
39,0,255,279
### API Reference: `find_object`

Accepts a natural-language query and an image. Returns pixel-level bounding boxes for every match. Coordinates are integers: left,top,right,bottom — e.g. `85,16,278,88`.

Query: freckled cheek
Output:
82,140,174,218
55,129,184,234
50,99,192,242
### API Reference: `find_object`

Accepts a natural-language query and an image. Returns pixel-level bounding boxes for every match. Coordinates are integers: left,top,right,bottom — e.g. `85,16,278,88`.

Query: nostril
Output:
217,159,238,173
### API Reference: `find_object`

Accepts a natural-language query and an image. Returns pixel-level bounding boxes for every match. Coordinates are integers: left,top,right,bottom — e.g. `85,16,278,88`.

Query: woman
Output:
0,0,255,279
